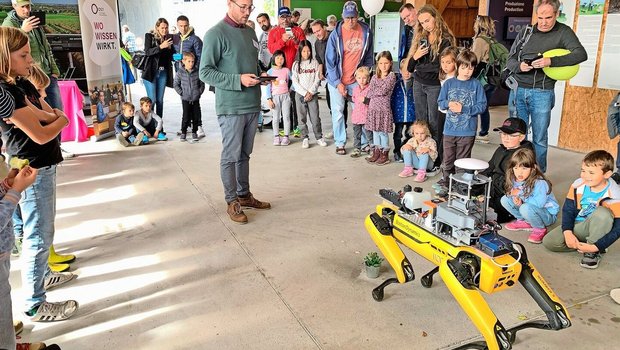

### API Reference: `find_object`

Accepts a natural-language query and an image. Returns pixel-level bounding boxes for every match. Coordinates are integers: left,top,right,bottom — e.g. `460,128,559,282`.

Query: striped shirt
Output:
0,85,15,119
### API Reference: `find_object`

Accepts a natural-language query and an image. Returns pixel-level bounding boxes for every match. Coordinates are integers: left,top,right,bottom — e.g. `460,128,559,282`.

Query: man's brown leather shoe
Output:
227,200,248,224
238,192,271,209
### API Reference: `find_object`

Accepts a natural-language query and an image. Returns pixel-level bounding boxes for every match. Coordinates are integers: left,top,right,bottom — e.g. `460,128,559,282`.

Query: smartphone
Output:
420,38,428,48
523,54,543,66
257,76,277,82
285,27,293,36
30,11,46,26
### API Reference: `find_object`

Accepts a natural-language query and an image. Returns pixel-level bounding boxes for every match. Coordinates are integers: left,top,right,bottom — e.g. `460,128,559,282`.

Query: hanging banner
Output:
78,0,125,138
374,12,400,61
571,0,606,87
597,0,620,89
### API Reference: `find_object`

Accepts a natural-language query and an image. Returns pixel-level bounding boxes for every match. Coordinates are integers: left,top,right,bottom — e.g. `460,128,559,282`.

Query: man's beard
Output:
261,24,270,32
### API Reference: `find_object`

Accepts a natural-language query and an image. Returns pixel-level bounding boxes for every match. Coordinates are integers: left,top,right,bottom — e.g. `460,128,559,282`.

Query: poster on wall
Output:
549,0,577,147
373,12,400,61
558,0,577,25
597,0,620,89
78,0,125,137
571,0,606,87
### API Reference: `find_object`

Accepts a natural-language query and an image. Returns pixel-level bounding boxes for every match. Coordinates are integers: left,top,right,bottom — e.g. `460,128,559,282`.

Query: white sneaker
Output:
197,126,206,138
316,138,328,147
29,300,79,322
324,132,334,139
44,271,76,290
302,138,309,149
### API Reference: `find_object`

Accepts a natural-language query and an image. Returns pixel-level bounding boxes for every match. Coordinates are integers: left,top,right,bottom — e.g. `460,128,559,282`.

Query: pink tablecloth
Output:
59,80,89,142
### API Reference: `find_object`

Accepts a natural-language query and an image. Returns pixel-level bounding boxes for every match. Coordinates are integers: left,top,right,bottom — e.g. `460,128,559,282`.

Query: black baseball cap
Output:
493,117,527,134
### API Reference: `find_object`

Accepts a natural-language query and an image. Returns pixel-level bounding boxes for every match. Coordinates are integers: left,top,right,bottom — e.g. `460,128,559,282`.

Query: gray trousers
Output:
272,93,291,137
0,254,15,350
352,124,372,150
441,135,475,185
542,207,614,252
295,93,322,140
218,112,259,203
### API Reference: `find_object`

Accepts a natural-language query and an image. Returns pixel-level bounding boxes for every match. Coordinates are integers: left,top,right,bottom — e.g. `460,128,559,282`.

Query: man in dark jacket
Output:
173,15,205,138
481,118,535,223
506,0,586,173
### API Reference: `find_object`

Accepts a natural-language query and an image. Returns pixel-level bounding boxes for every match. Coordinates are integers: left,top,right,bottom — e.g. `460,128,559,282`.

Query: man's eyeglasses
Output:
231,0,255,13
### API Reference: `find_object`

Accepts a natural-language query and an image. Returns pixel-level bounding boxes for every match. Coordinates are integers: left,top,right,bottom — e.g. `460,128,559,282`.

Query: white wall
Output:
119,0,273,44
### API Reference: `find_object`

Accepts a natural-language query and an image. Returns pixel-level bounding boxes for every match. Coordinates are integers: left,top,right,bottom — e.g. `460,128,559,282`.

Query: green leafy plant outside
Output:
364,252,383,267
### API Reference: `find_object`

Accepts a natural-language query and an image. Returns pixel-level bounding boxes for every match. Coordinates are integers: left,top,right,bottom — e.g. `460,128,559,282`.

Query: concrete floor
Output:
9,83,619,349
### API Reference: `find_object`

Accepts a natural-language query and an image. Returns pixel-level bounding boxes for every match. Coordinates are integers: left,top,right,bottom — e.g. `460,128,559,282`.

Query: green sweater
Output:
2,10,60,76
199,20,260,116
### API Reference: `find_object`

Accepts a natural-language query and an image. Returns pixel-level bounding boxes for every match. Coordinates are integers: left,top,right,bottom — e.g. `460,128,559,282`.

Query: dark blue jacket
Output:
174,66,205,102
115,115,137,135
391,74,415,123
399,25,415,62
325,21,374,87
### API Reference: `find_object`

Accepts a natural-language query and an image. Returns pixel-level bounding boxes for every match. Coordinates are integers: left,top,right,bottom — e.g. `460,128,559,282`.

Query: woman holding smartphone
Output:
142,18,174,122
406,4,455,169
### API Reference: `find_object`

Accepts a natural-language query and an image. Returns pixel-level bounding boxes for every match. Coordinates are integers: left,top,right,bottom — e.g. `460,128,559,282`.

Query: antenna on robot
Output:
455,158,489,181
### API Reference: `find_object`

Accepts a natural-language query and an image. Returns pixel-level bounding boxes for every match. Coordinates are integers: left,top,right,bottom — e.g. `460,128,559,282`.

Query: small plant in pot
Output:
364,252,383,279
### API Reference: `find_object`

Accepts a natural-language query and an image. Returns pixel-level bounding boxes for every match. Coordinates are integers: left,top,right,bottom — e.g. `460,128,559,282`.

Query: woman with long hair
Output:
0,26,78,324
472,15,499,143
406,4,456,169
142,18,174,123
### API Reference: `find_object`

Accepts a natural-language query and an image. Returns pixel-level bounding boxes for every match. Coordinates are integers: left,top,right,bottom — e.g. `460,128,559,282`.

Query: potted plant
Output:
364,252,383,279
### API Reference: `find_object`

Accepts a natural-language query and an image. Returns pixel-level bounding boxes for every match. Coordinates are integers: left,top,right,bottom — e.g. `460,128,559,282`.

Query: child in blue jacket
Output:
391,72,415,163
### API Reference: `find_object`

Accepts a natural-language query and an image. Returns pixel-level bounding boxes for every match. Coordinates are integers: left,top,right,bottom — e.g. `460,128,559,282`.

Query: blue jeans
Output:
44,75,63,110
0,254,15,350
412,80,443,166
328,82,357,147
372,131,389,149
500,196,556,229
143,69,168,119
402,151,432,170
514,87,555,173
478,84,497,136
16,165,57,311
218,113,259,203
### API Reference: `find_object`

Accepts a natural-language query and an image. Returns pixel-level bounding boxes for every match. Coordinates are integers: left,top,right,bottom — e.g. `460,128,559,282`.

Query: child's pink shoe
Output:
398,166,414,178
414,169,427,183
504,220,533,231
528,228,547,244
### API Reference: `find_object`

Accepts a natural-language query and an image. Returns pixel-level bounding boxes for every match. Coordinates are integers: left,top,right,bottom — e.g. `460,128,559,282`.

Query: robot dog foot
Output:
372,278,400,301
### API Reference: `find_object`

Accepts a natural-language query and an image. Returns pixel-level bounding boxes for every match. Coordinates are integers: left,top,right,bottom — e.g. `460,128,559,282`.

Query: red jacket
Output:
267,26,306,69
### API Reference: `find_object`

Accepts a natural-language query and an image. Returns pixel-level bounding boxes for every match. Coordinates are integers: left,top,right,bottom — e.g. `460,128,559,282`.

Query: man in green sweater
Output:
200,0,271,224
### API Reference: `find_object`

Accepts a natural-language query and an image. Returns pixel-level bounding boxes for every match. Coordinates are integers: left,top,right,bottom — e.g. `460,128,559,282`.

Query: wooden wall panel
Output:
427,0,479,39
558,0,617,155
559,87,616,154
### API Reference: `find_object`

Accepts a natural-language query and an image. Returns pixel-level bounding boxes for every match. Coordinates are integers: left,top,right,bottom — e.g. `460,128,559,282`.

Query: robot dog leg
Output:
440,255,511,350
365,209,414,301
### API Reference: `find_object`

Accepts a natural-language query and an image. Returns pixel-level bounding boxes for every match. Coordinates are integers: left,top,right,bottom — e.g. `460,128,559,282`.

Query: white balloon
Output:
361,0,385,16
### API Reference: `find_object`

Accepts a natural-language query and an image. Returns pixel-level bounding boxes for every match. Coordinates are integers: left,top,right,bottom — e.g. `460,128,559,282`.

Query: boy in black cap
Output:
481,117,534,223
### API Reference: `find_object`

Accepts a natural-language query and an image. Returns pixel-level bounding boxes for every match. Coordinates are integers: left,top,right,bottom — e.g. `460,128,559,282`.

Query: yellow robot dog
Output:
365,159,570,350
